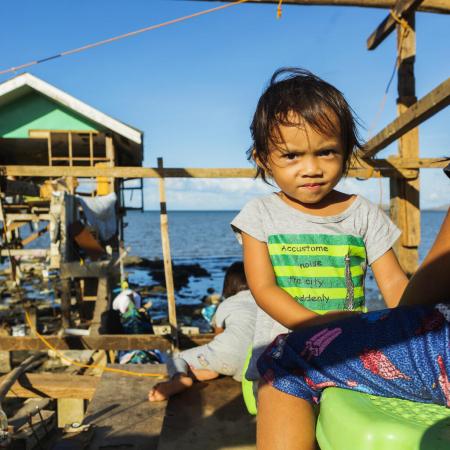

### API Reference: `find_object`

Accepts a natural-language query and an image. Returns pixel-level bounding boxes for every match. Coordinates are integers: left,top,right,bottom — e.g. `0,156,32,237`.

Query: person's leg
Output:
400,208,450,306
190,368,220,381
257,381,316,450
148,372,194,402
257,306,450,417
148,344,231,402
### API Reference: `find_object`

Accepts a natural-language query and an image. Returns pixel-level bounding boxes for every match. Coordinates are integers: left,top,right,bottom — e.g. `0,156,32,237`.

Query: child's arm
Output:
400,207,450,306
242,232,320,329
371,249,409,307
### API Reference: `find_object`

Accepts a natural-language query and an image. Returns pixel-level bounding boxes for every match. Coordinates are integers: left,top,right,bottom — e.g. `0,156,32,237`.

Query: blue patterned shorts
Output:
257,305,450,406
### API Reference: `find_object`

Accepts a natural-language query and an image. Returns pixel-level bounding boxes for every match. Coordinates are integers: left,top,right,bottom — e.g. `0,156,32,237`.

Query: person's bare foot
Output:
148,374,194,402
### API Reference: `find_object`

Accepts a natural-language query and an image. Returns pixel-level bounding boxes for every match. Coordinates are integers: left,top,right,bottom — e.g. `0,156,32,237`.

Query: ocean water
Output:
1,210,446,322
124,210,447,315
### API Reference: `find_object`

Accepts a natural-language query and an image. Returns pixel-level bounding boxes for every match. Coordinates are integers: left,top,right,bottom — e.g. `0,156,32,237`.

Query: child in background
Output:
231,68,409,382
149,261,257,401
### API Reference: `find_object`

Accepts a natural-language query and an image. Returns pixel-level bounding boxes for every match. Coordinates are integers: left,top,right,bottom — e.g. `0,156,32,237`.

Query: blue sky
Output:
1,0,449,209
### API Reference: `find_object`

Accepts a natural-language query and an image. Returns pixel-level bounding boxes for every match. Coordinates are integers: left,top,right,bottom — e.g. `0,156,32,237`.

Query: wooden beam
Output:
21,225,49,246
60,261,117,279
361,77,450,158
367,0,424,50
195,0,450,14
0,334,214,351
2,373,99,400
0,249,49,257
4,214,51,222
1,157,448,180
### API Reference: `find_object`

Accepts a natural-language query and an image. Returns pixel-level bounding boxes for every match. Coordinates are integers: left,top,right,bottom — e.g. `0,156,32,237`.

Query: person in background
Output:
149,261,257,401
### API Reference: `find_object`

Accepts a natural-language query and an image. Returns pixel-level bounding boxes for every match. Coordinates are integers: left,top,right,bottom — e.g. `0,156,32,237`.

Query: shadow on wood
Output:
158,376,256,450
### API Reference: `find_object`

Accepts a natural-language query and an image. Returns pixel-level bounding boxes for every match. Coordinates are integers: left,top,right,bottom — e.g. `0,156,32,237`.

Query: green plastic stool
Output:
316,388,450,450
241,346,257,415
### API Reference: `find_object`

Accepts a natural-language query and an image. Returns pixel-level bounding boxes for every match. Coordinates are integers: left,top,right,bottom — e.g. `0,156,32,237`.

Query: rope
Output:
24,311,165,379
277,0,284,18
366,11,410,140
0,0,250,76
389,9,413,35
356,166,375,181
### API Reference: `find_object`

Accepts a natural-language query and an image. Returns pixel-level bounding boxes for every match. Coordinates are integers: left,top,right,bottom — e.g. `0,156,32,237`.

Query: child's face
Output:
264,116,344,206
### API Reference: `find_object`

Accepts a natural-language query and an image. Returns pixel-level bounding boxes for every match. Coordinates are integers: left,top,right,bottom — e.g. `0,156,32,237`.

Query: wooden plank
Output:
158,376,256,450
1,158,448,179
363,157,449,169
80,364,167,450
21,224,49,246
0,334,214,351
2,373,99,400
362,77,450,157
0,249,49,257
196,0,450,14
158,157,179,349
367,0,424,50
4,214,51,222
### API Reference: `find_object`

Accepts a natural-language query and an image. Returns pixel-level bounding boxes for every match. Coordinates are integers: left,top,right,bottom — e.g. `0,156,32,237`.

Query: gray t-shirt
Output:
231,193,401,380
171,289,257,381
209,289,257,379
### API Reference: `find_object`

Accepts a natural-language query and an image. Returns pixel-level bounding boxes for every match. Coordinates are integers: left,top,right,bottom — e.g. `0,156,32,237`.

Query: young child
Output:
231,68,408,382
257,206,450,450
148,261,257,401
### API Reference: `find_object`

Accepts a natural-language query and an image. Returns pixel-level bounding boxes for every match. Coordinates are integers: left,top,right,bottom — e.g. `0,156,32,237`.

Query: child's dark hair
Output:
249,67,363,182
222,261,248,299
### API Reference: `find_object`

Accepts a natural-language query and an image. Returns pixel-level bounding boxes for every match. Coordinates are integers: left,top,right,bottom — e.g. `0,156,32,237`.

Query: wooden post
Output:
390,13,420,275
90,276,110,335
57,398,85,428
60,193,76,328
0,326,11,374
157,157,179,349
105,135,115,194
60,279,72,329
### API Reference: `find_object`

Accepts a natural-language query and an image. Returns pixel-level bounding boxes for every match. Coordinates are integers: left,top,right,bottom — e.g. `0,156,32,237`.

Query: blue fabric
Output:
257,305,450,406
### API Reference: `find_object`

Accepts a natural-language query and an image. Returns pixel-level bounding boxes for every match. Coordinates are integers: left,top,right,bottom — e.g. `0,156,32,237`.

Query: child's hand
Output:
301,327,343,361
294,310,360,329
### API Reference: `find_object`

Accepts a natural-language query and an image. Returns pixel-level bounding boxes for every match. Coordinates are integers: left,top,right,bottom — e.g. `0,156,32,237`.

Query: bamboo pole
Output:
157,157,179,350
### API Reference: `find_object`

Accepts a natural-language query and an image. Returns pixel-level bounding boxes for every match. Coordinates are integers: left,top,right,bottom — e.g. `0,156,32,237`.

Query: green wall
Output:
0,92,104,138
